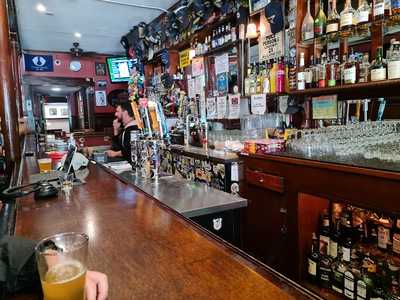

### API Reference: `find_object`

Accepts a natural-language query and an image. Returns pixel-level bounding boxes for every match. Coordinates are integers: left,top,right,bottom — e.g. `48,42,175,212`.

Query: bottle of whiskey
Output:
328,52,340,87
319,209,331,255
315,0,327,37
359,53,371,82
319,251,333,288
308,232,320,284
371,47,387,81
374,0,385,20
330,217,341,259
297,53,306,90
392,218,400,256
388,41,400,79
270,59,277,93
263,62,271,94
377,215,392,251
289,56,298,90
331,251,347,294
340,0,357,33
313,56,321,87
302,0,315,41
357,0,372,36
256,63,263,94
327,0,340,40
344,52,358,84
319,53,328,88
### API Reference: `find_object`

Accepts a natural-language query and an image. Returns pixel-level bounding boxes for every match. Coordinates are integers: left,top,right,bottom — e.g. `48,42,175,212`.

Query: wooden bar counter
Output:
10,149,320,299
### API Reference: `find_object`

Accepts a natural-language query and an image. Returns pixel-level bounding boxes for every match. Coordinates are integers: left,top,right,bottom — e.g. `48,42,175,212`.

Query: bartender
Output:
105,101,138,162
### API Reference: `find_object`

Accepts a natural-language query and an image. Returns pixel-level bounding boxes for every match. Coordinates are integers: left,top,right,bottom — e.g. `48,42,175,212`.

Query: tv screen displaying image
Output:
106,57,139,83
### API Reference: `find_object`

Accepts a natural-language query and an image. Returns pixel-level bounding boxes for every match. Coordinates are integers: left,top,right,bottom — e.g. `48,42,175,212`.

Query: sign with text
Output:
258,31,284,62
312,95,338,119
24,54,54,72
217,96,227,119
207,97,217,119
251,94,267,115
191,57,204,77
215,53,229,75
228,94,241,119
179,49,190,68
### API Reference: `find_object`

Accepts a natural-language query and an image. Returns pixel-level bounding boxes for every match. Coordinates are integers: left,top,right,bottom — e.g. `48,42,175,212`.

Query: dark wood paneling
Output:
245,169,284,193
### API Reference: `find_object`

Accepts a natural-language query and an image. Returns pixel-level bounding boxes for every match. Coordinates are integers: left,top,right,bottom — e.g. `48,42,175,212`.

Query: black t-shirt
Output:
116,125,138,163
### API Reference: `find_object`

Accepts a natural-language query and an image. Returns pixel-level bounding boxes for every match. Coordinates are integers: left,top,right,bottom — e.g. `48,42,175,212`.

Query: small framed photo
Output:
95,62,106,76
249,0,268,14
95,90,107,107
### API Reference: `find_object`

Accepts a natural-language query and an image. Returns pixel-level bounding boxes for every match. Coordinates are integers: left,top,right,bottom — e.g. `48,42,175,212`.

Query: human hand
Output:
85,270,108,300
105,150,121,158
113,119,121,136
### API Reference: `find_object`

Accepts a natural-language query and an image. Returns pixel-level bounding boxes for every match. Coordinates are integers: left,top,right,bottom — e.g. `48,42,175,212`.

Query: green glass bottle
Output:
314,0,327,37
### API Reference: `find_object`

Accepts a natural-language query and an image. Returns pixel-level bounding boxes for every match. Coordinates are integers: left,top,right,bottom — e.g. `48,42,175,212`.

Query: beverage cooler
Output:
160,146,242,195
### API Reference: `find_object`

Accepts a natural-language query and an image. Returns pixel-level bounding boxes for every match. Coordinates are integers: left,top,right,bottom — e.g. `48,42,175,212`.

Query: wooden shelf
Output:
192,41,239,59
301,281,343,300
289,79,400,98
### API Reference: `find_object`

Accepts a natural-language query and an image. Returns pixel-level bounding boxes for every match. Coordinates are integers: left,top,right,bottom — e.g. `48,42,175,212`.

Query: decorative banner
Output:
312,95,338,119
215,53,229,75
251,94,267,115
207,97,217,120
216,96,227,119
258,31,284,62
179,49,190,68
228,94,241,119
217,73,228,94
191,57,204,77
95,90,107,107
24,54,54,72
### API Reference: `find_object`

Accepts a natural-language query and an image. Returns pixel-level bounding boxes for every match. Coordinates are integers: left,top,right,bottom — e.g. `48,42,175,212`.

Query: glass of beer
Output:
35,232,89,300
38,158,52,173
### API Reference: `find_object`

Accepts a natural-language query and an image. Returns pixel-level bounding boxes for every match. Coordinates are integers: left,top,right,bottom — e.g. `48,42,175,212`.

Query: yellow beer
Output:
38,158,52,173
41,260,86,300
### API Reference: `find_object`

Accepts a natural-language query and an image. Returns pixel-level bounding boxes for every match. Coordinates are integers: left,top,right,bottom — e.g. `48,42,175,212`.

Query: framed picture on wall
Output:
95,90,107,107
95,62,106,76
249,0,268,14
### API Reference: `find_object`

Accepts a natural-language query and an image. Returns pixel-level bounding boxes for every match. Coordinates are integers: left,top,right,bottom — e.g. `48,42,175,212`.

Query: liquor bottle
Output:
388,41,400,79
263,62,271,94
377,215,392,251
289,56,297,90
371,47,387,81
297,53,306,90
270,59,277,93
318,53,328,88
327,0,340,40
249,64,257,95
330,217,341,259
244,64,252,96
356,258,374,300
277,57,285,93
319,251,333,288
313,56,320,87
359,53,371,82
231,25,237,42
344,52,358,84
385,0,392,17
374,0,385,20
225,24,231,44
319,209,331,255
314,0,327,37
357,0,372,35
328,52,340,87
211,30,217,49
341,207,353,264
393,218,400,255
308,232,320,284
302,0,315,41
219,26,225,46
305,55,314,89
340,0,357,33
256,63,263,94
331,251,347,294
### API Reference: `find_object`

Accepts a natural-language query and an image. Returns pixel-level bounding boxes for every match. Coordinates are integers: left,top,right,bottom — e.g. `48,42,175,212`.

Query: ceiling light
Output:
36,3,47,13
74,32,82,38
51,87,61,92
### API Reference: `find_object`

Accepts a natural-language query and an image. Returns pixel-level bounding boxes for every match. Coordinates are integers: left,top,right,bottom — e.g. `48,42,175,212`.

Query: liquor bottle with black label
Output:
377,215,392,251
371,47,387,81
393,218,400,256
297,53,306,90
308,232,320,284
330,217,341,260
331,251,347,294
320,209,331,256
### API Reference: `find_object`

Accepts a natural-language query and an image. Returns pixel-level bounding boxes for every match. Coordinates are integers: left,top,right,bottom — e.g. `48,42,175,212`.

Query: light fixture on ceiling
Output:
246,23,258,39
74,32,82,38
51,87,61,92
36,3,46,13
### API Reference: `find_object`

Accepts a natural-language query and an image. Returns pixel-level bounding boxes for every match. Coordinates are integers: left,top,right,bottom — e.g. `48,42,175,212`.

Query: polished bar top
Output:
11,151,320,299
170,144,239,162
100,164,247,218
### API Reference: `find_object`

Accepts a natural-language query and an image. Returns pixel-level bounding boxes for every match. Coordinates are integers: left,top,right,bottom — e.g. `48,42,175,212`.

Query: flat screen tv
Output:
106,57,138,83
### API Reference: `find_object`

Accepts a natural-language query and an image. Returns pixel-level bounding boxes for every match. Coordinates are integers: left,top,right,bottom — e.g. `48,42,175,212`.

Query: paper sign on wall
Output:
228,94,241,119
259,31,284,62
217,73,228,94
179,49,190,68
188,78,195,99
199,92,207,121
207,97,217,120
251,94,267,115
194,75,205,96
312,95,338,119
191,57,204,77
215,53,229,75
217,96,227,119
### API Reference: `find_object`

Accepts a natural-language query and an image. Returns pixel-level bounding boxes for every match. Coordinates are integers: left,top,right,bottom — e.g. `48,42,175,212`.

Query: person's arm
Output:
111,119,122,151
105,150,122,158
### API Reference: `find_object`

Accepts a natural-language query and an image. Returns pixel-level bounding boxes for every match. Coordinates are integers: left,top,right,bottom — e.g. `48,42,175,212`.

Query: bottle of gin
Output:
302,0,315,41
370,47,387,81
359,53,371,82
314,0,327,37
327,0,340,40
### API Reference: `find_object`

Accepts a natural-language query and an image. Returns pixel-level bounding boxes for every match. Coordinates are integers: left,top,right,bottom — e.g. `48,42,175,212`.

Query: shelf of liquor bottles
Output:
301,197,400,300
